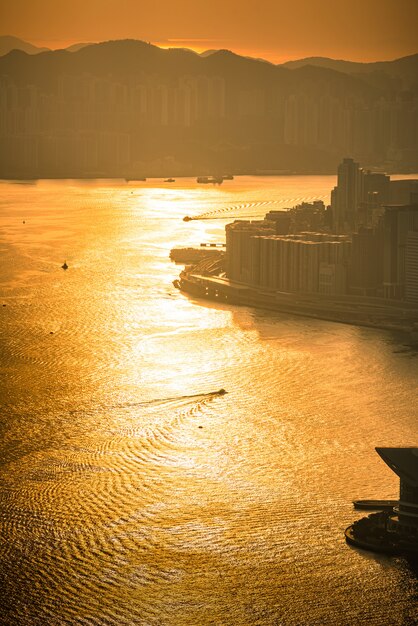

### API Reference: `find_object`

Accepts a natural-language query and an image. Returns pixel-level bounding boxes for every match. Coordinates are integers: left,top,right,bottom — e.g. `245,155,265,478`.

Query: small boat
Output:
62,261,68,270
183,216,192,222
164,178,175,183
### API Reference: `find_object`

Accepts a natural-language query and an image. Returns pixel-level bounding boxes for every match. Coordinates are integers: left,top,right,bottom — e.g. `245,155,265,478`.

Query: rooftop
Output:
376,447,418,487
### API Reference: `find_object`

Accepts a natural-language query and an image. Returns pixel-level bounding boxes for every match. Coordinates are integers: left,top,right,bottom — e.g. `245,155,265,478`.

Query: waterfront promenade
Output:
177,270,418,335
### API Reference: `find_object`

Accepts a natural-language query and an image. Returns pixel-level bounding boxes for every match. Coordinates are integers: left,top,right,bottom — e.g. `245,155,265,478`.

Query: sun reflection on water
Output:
2,177,417,626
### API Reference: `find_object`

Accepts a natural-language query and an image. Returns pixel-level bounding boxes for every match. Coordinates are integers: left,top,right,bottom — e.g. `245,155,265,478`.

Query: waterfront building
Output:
225,220,275,283
225,220,351,296
346,448,418,556
376,448,418,545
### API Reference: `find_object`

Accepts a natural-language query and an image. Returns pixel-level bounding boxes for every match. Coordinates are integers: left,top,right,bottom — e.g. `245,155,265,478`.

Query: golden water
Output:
1,177,417,625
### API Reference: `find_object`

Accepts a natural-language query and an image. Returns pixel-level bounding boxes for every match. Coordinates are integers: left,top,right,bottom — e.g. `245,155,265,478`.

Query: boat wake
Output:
188,195,328,221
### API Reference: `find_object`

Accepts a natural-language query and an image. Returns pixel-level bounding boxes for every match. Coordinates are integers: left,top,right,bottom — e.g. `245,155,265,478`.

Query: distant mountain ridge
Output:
0,38,381,99
281,54,418,90
0,35,49,56
64,42,93,53
1,34,416,80
0,36,94,56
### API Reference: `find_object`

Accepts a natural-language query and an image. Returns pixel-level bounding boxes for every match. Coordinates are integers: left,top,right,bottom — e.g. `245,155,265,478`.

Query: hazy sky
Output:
1,0,417,62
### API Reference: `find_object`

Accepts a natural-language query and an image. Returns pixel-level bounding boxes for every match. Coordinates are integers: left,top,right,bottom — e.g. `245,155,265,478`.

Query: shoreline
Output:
2,168,418,182
176,271,418,337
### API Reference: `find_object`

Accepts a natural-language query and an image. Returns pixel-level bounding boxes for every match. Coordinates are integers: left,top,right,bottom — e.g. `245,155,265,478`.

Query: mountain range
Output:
0,38,408,98
282,54,418,91
1,35,416,91
0,35,93,56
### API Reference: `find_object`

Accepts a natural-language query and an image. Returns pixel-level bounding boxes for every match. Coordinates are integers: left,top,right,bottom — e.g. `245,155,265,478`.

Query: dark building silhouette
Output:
346,448,418,556
389,179,418,204
376,448,418,545
331,158,364,233
349,227,384,296
383,204,418,300
357,171,390,228
331,160,392,233
264,210,292,235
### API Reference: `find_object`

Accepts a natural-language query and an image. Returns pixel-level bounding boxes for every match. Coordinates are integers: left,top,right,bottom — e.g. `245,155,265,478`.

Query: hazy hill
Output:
64,42,93,52
0,35,49,56
0,38,378,100
282,54,418,90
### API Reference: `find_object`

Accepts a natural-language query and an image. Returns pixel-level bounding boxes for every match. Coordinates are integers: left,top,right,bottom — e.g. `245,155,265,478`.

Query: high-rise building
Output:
357,171,390,227
331,158,364,233
226,219,351,295
382,204,418,300
389,179,418,204
349,227,384,296
225,220,274,283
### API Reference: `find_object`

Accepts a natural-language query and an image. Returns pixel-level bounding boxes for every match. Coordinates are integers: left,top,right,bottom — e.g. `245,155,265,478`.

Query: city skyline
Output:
1,0,418,64
2,40,417,178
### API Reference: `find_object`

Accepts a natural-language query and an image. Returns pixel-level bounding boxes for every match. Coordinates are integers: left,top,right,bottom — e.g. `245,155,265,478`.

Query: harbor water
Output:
0,176,417,625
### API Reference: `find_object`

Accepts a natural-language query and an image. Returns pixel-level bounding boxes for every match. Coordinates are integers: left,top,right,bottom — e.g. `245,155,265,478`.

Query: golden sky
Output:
1,0,417,62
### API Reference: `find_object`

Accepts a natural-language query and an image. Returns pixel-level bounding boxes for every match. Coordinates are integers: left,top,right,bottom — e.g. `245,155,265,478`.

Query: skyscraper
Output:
383,204,418,300
331,158,364,233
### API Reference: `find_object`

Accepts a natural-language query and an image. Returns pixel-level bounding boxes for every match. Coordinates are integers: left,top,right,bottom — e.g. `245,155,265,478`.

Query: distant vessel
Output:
196,176,223,184
62,261,68,270
164,178,175,183
125,177,146,182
